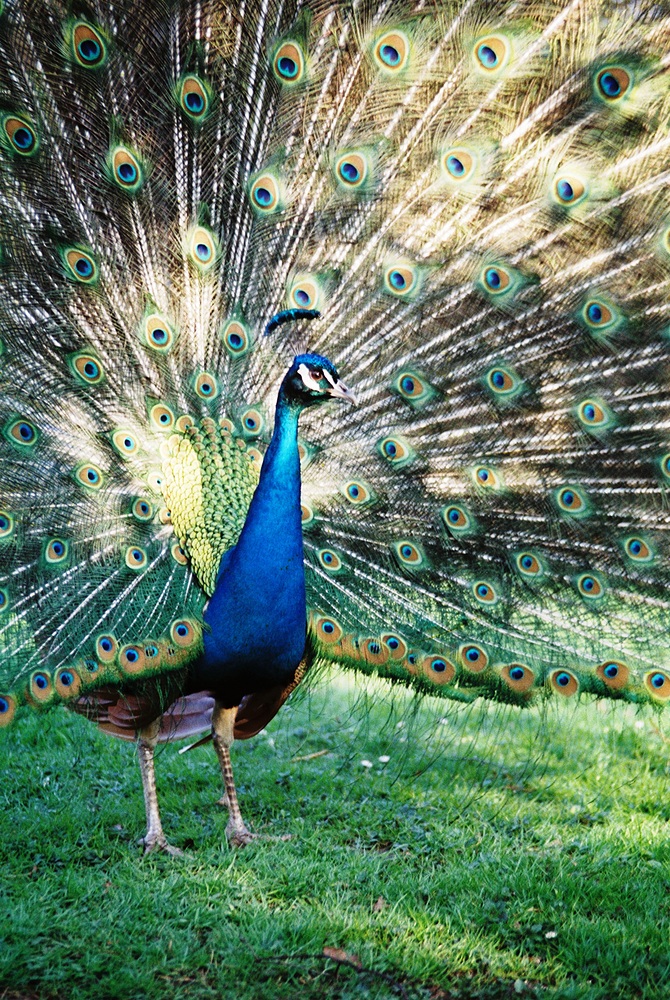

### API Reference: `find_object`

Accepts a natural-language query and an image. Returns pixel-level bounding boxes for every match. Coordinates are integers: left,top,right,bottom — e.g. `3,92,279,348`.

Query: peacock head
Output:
281,353,356,408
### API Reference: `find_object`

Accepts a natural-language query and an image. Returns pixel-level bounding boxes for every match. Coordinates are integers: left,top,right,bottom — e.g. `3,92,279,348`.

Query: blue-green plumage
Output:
199,354,350,706
2,0,670,851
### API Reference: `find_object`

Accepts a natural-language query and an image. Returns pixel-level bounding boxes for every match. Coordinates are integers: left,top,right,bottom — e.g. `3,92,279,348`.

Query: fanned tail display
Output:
2,0,670,732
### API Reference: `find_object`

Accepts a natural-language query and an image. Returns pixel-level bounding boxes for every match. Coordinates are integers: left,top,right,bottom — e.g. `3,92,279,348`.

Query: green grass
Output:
1,674,670,1000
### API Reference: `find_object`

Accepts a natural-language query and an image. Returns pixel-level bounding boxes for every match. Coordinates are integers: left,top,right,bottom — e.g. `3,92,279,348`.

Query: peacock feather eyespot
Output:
301,502,315,527
515,550,546,580
483,266,509,294
472,580,497,604
239,407,265,439
55,667,81,698
382,633,408,660
112,430,140,458
377,434,414,468
96,634,118,662
421,654,456,685
82,658,99,674
2,114,38,156
311,613,344,644
595,66,632,103
484,364,523,402
644,670,670,700
188,227,218,272
334,151,370,191
0,693,16,726
391,539,428,571
288,275,322,311
63,248,98,284
575,572,605,600
171,542,188,565
383,263,420,298
249,171,283,215
296,440,317,470
44,538,69,564
372,30,410,74
131,498,154,522
222,319,251,357
361,638,390,666
176,415,195,433
150,403,175,431
0,511,14,538
596,660,629,690
585,300,610,325
147,470,164,493
125,545,148,571
473,35,510,74
30,670,53,703
579,297,621,338
554,484,589,517
621,535,654,563
501,663,535,693
459,643,489,673
171,618,199,647
247,447,263,472
0,588,8,613
74,463,104,490
272,40,306,84
470,465,502,490
176,74,212,121
69,351,104,385
120,644,145,674
108,146,144,194
317,548,344,573
441,148,475,184
549,669,579,697
391,369,437,409
478,262,526,302
5,417,38,449
144,643,159,659
194,372,219,400
141,313,176,353
576,398,614,431
340,479,375,506
69,21,108,68
552,173,587,208
442,503,475,537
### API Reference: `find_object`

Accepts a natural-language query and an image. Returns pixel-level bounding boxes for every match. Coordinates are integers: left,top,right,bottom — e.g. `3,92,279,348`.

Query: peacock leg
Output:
212,703,256,847
137,720,183,856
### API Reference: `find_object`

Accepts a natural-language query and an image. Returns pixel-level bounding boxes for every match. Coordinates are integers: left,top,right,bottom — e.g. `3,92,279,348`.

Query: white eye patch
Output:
297,362,323,391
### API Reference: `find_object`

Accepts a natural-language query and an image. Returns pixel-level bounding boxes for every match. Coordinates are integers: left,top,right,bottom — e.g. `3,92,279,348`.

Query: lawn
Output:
1,673,669,999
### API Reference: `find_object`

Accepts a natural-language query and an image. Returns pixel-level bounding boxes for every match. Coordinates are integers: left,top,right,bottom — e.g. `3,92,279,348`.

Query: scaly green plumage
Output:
2,0,670,741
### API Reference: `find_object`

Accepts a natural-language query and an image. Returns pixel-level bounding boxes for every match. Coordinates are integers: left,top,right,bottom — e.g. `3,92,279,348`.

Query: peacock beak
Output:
327,379,357,405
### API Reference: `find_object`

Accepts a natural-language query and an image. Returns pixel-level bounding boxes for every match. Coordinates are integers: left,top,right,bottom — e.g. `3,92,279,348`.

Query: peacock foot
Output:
226,820,258,847
140,833,184,857
225,822,292,847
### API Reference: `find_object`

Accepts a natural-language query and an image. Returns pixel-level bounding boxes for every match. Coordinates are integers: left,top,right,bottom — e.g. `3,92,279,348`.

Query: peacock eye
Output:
309,369,322,381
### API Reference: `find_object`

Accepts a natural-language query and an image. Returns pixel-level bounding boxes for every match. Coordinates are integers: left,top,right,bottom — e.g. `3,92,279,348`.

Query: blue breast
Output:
195,396,307,706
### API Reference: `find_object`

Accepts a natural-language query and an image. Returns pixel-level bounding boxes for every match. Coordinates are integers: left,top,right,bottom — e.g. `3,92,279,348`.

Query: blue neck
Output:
234,391,302,570
199,388,307,702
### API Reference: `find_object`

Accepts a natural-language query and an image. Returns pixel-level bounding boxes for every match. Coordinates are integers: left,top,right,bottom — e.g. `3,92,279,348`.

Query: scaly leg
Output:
137,719,183,856
212,703,256,847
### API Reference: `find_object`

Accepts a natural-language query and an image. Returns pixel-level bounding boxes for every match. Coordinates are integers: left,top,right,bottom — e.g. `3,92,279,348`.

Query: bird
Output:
1,0,670,854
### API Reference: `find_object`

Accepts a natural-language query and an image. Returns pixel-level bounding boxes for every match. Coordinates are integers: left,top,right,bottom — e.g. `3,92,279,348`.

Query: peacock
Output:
2,0,670,854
